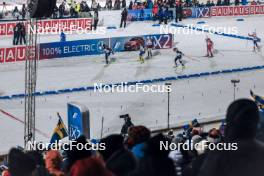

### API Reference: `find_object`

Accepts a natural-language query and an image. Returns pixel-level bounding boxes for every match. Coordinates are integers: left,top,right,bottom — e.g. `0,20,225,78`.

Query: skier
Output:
139,44,146,64
248,32,260,52
173,47,185,68
102,44,114,65
146,37,154,58
205,37,214,57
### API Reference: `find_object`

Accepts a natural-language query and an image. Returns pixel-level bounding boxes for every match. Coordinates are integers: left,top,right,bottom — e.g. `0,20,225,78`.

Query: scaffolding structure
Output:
24,17,39,148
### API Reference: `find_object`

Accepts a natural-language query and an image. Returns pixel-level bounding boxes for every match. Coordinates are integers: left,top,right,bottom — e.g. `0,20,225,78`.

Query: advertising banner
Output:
0,18,92,36
191,7,211,18
0,46,37,63
211,5,264,16
1,34,173,63
39,38,109,59
68,102,90,140
127,9,153,21
110,34,173,52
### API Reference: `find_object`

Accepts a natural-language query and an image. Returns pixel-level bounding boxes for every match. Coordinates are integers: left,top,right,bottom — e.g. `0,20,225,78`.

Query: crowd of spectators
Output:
0,98,264,176
1,0,264,21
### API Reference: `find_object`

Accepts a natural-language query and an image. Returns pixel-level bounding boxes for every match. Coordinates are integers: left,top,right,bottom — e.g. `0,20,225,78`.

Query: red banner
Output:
0,18,92,36
211,5,264,16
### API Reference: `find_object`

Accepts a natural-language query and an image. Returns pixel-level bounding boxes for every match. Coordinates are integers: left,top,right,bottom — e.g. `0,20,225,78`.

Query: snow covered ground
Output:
0,13,264,152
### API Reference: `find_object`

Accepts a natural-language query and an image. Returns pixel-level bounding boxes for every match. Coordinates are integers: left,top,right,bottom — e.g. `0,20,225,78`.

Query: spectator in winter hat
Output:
8,148,36,176
198,99,264,176
70,156,113,176
129,133,176,176
27,150,50,176
206,128,221,143
126,125,151,149
99,134,137,176
45,150,65,176
1,166,11,176
65,135,92,172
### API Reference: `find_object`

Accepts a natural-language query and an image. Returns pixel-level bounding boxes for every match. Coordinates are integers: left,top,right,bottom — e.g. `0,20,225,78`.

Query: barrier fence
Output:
0,33,173,63
128,5,264,20
1,65,264,100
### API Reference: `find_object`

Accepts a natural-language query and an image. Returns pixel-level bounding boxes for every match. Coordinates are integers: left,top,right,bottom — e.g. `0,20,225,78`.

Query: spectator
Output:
114,0,121,9
235,0,240,5
64,135,92,172
13,23,20,45
152,3,159,21
99,134,137,176
21,4,26,19
12,6,20,20
107,0,113,10
93,9,99,30
45,150,65,176
158,7,164,24
251,0,257,5
126,125,151,158
59,2,65,18
216,0,222,6
164,7,170,24
122,0,127,8
53,5,59,18
8,148,36,176
198,99,264,176
19,22,26,45
70,157,113,176
120,8,128,28
129,1,133,9
129,133,176,176
27,150,50,176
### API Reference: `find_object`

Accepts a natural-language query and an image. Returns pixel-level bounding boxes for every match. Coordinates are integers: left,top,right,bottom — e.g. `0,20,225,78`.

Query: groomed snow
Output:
0,13,264,152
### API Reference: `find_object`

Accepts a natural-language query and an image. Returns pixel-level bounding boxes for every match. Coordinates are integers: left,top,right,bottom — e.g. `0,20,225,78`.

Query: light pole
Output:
165,83,172,129
231,79,240,100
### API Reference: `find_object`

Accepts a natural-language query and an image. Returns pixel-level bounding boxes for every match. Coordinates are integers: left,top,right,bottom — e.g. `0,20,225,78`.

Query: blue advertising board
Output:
40,38,109,59
68,102,90,140
110,34,173,52
127,9,153,21
38,34,173,59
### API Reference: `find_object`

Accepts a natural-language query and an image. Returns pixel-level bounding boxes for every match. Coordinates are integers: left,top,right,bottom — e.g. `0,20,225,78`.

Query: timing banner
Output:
0,18,92,36
210,5,264,16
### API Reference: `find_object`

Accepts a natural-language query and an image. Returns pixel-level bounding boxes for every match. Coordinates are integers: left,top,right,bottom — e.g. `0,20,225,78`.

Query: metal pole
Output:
167,90,170,129
233,83,236,101
100,116,104,138
165,83,172,129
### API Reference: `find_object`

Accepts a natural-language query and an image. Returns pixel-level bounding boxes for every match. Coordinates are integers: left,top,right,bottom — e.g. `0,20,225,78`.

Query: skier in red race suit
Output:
206,37,214,57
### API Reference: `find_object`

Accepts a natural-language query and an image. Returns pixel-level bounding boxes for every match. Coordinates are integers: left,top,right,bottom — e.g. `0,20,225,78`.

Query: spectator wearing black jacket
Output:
21,4,26,19
13,23,20,45
120,8,128,28
122,0,126,8
198,99,264,176
93,9,99,30
59,2,65,18
19,22,26,45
